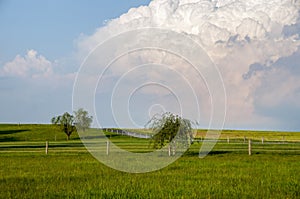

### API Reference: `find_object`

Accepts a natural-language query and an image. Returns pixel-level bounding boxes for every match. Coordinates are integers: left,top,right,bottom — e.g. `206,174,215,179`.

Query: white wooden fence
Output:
102,128,152,139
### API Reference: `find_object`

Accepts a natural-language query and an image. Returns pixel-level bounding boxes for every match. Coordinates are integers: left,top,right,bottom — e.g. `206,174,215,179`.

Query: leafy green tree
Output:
74,108,93,132
146,112,194,149
51,112,76,141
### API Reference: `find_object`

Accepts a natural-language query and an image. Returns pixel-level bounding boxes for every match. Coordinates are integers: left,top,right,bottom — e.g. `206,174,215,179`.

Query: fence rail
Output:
102,129,300,144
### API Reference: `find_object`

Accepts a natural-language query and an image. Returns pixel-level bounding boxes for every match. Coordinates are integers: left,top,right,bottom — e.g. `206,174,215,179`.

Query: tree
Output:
74,108,93,132
51,112,76,141
146,112,194,149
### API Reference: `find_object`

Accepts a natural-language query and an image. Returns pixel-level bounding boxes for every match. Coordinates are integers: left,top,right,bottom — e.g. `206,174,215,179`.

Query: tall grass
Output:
0,124,299,198
0,151,299,198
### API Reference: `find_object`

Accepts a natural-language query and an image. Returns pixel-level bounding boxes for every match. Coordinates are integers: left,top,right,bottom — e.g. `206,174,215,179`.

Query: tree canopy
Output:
146,112,194,149
51,112,76,140
74,108,93,132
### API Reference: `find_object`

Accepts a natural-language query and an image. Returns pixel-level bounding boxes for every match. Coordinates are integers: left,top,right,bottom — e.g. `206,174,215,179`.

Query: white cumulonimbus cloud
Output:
76,0,300,130
80,0,299,53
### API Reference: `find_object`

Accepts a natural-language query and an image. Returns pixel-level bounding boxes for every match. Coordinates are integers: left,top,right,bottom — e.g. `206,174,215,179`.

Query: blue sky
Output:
0,0,151,123
0,0,151,62
0,0,300,131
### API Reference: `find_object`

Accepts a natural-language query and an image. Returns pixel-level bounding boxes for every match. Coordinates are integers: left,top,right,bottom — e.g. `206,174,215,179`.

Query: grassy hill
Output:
1,124,299,142
0,124,80,142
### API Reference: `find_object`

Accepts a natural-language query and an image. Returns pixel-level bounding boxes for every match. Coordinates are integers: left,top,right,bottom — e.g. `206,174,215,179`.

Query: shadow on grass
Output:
0,137,20,142
77,134,121,140
0,129,29,135
184,150,232,157
104,134,123,138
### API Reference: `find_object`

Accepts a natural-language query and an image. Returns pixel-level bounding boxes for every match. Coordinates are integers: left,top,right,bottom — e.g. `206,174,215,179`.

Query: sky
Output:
0,0,300,131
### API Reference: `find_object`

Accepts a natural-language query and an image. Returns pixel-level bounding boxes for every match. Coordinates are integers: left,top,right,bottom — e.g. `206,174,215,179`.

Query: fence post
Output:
168,145,171,156
262,137,264,144
227,136,230,143
45,141,48,155
106,141,110,155
172,141,176,156
248,139,252,156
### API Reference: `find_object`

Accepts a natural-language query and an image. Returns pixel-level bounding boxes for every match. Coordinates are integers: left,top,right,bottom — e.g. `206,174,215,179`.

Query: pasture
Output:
0,124,299,198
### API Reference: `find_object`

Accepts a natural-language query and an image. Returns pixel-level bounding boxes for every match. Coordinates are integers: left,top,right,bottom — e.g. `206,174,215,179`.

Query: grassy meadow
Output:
0,124,299,198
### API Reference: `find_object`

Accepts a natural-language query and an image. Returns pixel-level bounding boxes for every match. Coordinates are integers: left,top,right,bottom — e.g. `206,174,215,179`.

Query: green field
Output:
0,124,299,198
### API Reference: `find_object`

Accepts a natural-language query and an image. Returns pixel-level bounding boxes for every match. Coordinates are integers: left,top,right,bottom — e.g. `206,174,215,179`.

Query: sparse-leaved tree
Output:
146,112,194,149
74,108,93,132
